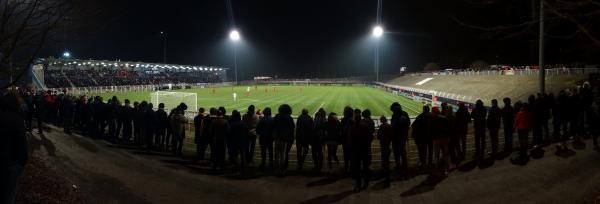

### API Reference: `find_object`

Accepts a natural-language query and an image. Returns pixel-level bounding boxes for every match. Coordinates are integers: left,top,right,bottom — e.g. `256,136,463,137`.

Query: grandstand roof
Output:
39,58,228,72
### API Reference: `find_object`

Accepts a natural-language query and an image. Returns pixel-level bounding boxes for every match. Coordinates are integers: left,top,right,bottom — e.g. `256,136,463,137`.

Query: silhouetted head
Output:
503,97,511,105
380,116,388,124
231,110,241,121
218,107,226,115
198,107,205,114
248,105,255,114
210,107,218,115
278,104,292,115
390,102,402,113
491,99,498,107
301,108,309,115
263,107,272,117
362,109,371,119
432,107,441,117
422,105,430,113
353,109,362,121
475,100,484,109
125,99,130,104
343,106,353,118
159,103,165,109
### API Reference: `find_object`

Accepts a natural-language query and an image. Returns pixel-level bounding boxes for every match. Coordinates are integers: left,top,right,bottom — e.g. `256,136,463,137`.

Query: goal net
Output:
150,91,197,112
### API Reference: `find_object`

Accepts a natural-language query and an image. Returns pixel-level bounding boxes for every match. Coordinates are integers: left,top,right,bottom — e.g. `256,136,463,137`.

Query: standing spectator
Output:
348,109,373,191
1,93,28,204
312,108,326,172
257,107,275,169
145,103,157,149
590,98,600,148
377,116,393,186
120,99,134,144
502,98,515,153
471,100,487,160
391,102,410,175
324,112,341,170
34,91,45,134
411,105,431,168
61,95,75,134
23,91,33,132
193,108,207,161
295,109,314,170
487,99,502,156
514,103,533,159
106,97,120,142
209,109,230,172
340,106,354,174
445,106,458,164
229,110,248,175
242,105,259,163
155,103,169,150
431,107,450,176
273,104,295,176
557,91,570,143
170,104,188,156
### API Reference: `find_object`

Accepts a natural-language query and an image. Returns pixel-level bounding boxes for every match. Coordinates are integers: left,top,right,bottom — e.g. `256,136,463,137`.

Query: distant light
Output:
229,30,240,41
63,51,71,58
372,25,383,38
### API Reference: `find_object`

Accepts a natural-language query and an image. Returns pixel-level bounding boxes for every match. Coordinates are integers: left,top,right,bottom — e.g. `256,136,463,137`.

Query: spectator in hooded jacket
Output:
155,103,169,150
340,106,354,174
257,107,275,169
349,109,373,191
312,108,327,172
471,100,487,159
242,105,259,163
324,112,341,170
487,99,502,156
411,105,431,168
193,108,207,161
228,110,247,172
501,98,516,153
391,102,410,175
378,115,393,186
273,104,295,176
170,103,188,156
455,102,470,161
431,107,450,176
295,108,314,170
210,109,230,172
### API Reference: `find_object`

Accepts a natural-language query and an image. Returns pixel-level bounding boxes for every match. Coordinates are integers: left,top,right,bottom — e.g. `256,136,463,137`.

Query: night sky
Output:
39,0,599,80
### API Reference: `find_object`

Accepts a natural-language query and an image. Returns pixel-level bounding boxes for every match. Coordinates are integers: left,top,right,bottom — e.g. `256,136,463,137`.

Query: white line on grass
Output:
313,101,325,115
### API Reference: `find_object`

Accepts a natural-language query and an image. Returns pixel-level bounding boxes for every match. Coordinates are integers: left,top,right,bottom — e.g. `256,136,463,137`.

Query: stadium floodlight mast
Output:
62,51,71,58
372,25,383,82
229,29,240,84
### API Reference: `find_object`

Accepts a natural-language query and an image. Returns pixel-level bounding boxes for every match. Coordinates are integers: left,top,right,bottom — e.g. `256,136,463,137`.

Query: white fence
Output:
408,68,600,77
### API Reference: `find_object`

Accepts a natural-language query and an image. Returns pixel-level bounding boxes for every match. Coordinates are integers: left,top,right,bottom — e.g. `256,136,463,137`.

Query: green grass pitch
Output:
97,85,423,117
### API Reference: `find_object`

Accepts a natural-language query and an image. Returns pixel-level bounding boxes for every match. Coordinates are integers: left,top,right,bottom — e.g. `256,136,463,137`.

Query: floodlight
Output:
372,25,383,38
229,30,240,41
63,51,71,58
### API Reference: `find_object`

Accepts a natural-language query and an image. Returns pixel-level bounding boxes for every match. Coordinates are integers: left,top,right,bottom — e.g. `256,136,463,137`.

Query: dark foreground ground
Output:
17,123,600,204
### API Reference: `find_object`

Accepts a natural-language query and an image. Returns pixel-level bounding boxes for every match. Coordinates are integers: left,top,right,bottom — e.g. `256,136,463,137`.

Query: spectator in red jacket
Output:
513,103,533,159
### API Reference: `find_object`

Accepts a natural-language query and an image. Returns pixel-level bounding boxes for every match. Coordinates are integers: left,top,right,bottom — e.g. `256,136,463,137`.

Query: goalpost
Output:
150,91,198,112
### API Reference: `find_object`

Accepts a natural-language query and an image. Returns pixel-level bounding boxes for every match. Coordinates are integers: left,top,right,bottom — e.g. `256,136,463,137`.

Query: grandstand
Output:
38,58,228,89
383,68,597,106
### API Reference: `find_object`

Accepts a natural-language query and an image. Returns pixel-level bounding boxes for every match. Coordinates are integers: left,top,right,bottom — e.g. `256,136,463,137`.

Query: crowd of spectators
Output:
44,68,223,88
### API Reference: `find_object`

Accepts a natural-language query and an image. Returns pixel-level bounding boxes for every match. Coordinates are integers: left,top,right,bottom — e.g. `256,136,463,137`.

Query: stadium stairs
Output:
386,74,588,104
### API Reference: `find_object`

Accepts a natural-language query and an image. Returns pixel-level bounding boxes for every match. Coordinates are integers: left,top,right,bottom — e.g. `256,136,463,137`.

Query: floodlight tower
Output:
62,51,71,58
372,0,383,82
230,29,240,85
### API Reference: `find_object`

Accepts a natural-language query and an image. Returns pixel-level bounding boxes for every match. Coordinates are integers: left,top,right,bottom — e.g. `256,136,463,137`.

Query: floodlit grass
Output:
97,85,423,117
